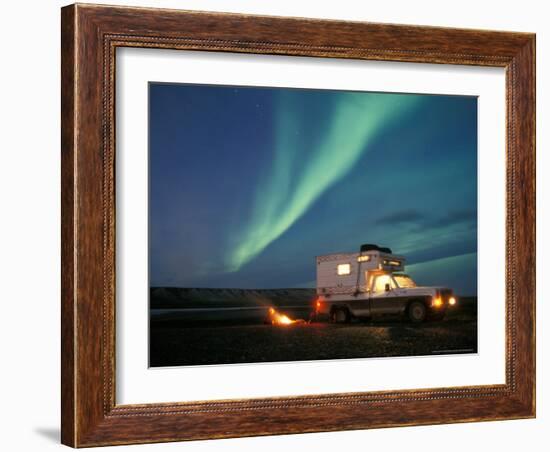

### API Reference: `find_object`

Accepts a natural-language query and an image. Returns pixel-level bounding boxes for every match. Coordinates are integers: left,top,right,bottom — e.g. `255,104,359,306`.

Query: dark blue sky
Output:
149,83,477,295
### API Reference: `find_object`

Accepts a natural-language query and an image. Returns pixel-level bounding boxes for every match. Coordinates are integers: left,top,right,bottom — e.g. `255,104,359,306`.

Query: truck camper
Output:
315,244,456,323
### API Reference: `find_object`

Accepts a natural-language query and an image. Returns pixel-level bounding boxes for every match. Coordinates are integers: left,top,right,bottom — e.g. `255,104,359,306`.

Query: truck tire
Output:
331,307,350,324
408,301,427,323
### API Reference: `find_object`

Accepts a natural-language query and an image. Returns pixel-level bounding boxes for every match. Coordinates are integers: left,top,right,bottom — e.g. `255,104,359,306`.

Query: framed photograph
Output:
61,3,535,447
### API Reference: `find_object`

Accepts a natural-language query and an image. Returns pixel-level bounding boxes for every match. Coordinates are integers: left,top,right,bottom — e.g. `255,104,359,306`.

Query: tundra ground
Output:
149,296,477,367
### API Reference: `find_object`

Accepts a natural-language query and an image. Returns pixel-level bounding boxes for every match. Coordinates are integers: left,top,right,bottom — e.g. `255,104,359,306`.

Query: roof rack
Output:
360,243,393,254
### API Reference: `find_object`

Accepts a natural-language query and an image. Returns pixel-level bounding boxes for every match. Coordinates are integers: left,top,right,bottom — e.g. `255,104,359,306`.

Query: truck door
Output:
369,274,401,315
346,271,372,317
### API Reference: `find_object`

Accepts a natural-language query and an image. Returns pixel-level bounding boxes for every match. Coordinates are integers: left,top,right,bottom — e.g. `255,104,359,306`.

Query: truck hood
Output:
396,286,451,296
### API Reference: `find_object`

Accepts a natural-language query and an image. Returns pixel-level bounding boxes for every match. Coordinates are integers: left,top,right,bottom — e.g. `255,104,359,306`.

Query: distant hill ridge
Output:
150,287,316,309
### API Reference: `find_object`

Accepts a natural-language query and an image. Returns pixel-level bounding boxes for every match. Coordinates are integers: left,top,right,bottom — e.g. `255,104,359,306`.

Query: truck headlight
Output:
449,296,457,306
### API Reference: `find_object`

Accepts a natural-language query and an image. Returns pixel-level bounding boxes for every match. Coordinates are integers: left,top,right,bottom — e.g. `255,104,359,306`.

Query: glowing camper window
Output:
357,255,371,262
337,263,351,275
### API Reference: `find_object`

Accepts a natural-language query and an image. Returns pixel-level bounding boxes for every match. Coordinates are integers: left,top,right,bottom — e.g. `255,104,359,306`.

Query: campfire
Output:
266,307,305,326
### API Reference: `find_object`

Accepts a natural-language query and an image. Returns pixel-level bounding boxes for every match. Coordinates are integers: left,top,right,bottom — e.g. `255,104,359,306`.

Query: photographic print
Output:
148,83,478,367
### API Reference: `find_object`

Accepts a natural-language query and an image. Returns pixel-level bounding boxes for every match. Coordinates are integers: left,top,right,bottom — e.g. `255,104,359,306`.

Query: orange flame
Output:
268,307,296,325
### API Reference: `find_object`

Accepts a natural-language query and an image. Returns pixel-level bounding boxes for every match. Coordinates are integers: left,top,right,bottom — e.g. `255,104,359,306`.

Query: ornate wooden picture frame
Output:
61,3,535,447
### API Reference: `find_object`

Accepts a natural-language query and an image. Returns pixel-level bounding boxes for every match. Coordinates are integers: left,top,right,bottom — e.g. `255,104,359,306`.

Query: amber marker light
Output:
433,297,443,307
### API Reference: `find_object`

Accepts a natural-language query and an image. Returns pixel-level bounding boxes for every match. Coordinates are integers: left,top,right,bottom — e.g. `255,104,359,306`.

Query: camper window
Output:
337,263,351,275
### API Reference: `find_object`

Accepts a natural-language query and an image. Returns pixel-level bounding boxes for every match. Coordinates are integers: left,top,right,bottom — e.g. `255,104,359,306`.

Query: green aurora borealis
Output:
149,83,478,295
227,91,422,272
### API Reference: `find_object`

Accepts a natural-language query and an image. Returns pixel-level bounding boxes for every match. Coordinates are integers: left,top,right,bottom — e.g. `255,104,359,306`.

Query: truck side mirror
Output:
385,283,391,292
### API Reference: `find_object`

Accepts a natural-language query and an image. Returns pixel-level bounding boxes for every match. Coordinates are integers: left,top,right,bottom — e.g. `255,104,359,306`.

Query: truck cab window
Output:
393,274,417,288
373,274,396,293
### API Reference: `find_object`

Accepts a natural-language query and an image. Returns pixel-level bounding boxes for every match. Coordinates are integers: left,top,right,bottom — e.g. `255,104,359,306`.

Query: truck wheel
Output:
331,307,350,324
408,301,427,323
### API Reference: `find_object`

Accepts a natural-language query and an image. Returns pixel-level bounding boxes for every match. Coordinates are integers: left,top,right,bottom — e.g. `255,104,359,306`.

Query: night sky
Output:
149,83,477,295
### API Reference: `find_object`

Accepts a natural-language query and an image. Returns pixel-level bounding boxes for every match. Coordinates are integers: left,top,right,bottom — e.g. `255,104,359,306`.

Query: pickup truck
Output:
314,244,456,323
